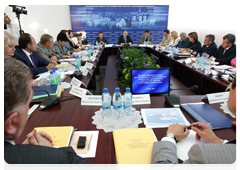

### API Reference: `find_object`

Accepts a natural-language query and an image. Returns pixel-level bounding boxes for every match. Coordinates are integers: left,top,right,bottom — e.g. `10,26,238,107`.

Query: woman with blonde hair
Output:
169,31,180,47
4,30,39,87
4,30,18,57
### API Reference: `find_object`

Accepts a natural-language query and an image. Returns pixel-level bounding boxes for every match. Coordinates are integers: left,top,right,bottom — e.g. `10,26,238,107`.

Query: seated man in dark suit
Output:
209,34,236,65
14,33,57,75
140,30,153,44
4,56,90,164
151,78,236,164
36,34,58,62
94,32,109,45
192,34,218,57
176,32,190,48
118,30,133,46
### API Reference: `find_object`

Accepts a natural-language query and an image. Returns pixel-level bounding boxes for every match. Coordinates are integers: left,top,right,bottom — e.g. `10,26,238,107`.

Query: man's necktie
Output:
30,54,37,68
223,48,227,55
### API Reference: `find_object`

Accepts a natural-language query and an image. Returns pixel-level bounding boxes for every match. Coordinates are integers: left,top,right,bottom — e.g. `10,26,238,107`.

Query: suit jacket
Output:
94,36,109,45
197,42,218,57
187,40,202,52
4,141,90,164
51,41,68,59
161,35,172,45
140,34,153,44
176,37,190,48
82,39,89,45
118,35,133,45
151,140,236,164
213,44,236,65
65,40,75,54
14,47,49,75
36,42,59,62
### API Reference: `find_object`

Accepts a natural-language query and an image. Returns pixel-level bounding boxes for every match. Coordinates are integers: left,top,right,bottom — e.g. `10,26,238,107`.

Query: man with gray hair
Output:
36,34,59,62
209,34,236,65
4,56,90,164
192,34,218,57
176,32,190,48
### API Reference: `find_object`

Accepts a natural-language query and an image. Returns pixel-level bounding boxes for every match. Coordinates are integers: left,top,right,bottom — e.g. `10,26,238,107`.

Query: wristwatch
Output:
164,133,178,143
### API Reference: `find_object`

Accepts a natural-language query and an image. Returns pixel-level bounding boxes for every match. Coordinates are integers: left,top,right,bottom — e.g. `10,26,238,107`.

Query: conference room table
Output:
15,45,236,164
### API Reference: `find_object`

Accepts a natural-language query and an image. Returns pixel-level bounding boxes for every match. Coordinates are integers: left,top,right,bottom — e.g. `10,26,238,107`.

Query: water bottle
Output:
55,68,61,84
52,69,59,84
78,55,81,69
113,88,122,111
205,59,211,75
195,53,200,69
75,56,79,70
88,47,91,58
102,88,111,112
96,41,98,46
49,71,56,85
199,54,204,69
123,88,132,109
144,41,146,45
202,55,207,70
165,44,169,51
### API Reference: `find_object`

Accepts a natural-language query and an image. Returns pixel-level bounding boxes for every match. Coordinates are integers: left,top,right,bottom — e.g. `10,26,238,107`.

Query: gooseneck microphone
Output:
60,58,83,78
165,85,199,108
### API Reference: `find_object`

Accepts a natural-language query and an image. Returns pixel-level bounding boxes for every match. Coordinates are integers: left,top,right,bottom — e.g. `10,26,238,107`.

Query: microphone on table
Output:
165,85,199,108
60,58,83,78
33,90,60,111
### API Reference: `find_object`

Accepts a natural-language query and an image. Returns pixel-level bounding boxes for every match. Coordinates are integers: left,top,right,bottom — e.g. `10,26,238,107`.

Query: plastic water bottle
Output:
88,47,91,58
199,54,204,69
102,88,111,114
123,88,132,109
113,88,122,111
55,68,61,84
202,55,207,70
165,44,169,51
49,71,56,85
77,55,81,69
195,53,200,69
52,69,59,84
96,41,98,46
205,59,211,75
144,41,146,45
75,56,79,70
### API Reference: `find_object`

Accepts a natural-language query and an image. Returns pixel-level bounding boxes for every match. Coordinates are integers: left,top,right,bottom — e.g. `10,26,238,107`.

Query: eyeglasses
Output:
8,45,15,48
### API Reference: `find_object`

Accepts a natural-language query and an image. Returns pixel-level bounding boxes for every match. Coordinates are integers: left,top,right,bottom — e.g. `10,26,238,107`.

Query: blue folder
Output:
181,103,234,129
32,85,59,99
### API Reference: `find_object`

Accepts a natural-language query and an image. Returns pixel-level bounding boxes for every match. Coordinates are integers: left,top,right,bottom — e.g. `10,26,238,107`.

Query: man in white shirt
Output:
159,29,172,46
4,13,20,39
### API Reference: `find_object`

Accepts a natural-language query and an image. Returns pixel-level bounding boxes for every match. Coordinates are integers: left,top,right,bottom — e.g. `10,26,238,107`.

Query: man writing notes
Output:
159,29,172,45
151,78,236,164
140,30,153,44
4,56,90,164
192,34,218,57
94,32,109,45
118,30,133,46
14,33,56,75
208,34,236,65
36,34,58,62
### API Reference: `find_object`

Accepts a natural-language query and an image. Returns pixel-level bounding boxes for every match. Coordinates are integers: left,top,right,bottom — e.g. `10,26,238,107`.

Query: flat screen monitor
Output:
131,68,170,95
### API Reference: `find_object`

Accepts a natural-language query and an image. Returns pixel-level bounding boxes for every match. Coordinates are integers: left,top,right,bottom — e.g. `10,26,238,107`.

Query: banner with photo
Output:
70,5,169,44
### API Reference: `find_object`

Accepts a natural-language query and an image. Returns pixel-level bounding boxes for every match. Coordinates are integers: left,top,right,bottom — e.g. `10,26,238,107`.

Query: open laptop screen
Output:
131,68,170,94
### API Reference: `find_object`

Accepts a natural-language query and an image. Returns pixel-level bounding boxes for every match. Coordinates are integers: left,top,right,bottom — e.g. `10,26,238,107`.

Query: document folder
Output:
181,103,234,129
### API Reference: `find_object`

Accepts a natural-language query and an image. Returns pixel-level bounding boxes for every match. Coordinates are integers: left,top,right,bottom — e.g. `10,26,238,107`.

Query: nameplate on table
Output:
85,62,96,69
132,94,151,105
70,77,87,88
90,55,96,62
69,86,87,98
183,58,192,64
207,91,229,104
81,95,102,106
80,67,89,76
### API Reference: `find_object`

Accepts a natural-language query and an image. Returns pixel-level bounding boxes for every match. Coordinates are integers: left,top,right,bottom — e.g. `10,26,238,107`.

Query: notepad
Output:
113,128,157,164
34,126,74,148
32,84,59,99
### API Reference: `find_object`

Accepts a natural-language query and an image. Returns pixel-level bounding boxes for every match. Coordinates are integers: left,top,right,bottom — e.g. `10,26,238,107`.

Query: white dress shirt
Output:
22,49,34,66
6,23,20,39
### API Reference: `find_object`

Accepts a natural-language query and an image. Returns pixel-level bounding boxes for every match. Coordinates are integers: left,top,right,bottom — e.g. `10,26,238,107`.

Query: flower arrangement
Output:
116,47,160,89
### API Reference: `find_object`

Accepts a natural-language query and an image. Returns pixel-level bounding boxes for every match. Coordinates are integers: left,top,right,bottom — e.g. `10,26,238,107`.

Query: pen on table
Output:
187,123,211,129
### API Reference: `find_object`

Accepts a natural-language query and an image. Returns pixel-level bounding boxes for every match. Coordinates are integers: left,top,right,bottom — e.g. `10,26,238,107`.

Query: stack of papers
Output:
141,108,190,128
220,102,236,118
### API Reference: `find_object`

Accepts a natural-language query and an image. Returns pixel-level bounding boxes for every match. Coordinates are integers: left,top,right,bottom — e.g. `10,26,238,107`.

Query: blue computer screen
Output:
131,68,170,94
